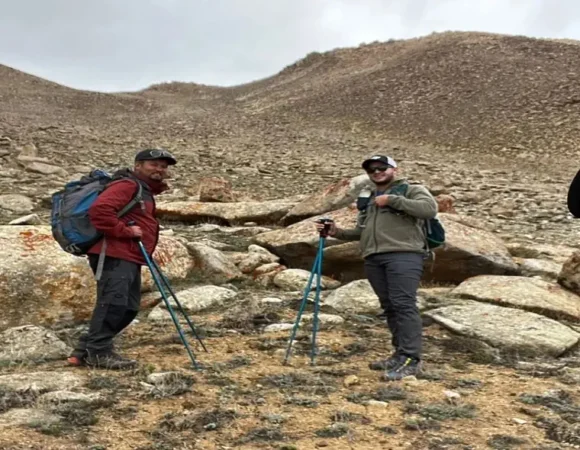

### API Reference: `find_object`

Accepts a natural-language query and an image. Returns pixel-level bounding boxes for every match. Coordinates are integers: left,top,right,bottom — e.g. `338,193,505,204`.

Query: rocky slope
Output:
2,31,580,246
2,30,580,449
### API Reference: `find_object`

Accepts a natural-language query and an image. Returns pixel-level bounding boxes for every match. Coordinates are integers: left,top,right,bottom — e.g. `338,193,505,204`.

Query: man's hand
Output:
314,221,337,236
374,195,390,207
128,226,143,239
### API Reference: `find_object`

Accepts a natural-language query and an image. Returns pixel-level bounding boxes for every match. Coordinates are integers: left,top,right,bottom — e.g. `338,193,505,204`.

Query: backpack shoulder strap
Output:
118,180,143,217
102,178,144,218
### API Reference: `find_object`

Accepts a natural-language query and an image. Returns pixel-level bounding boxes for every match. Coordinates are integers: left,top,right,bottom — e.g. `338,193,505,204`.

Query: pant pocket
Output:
98,275,131,307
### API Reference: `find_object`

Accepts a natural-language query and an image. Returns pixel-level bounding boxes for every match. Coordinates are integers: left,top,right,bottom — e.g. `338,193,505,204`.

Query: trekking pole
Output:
148,257,208,353
283,218,333,366
129,223,201,370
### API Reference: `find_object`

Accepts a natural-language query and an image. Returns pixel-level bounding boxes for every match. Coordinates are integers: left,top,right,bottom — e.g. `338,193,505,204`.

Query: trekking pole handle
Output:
127,220,141,241
316,218,334,238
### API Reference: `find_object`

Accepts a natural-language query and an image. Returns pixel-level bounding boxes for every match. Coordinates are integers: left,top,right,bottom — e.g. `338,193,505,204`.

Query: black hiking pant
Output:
72,255,142,358
364,252,424,360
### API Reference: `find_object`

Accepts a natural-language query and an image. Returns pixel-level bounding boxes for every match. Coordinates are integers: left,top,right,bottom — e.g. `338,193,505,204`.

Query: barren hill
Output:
1,31,580,239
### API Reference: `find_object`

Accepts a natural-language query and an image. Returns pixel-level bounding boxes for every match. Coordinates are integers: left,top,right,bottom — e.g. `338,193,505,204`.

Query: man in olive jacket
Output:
319,155,438,381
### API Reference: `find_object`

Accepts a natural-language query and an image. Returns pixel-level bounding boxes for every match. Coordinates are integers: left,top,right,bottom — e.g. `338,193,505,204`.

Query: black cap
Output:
361,155,397,170
135,148,177,165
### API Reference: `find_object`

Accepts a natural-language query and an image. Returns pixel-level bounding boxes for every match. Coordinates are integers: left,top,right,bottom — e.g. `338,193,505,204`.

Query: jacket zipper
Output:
372,198,379,254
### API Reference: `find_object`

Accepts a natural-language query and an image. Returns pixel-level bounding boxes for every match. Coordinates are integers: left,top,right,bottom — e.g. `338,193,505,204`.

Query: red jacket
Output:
87,171,164,265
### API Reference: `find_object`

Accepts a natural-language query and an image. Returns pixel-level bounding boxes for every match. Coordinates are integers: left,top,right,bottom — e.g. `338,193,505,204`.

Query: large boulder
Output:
198,176,236,203
281,175,371,225
148,285,238,321
424,214,520,282
156,199,300,225
253,207,358,278
141,236,195,292
323,279,380,313
0,227,193,329
254,210,519,283
236,245,280,274
450,275,580,322
0,226,96,329
424,301,580,357
186,242,244,283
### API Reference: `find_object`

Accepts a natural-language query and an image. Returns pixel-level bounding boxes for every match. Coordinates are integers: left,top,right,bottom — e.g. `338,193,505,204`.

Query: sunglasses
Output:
148,149,174,158
365,166,391,174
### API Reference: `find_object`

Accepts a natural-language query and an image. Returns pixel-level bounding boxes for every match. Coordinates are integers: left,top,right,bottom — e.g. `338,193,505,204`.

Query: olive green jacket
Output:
334,178,438,258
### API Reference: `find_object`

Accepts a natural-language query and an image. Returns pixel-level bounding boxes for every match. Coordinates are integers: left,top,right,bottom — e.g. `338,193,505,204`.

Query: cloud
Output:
0,0,578,92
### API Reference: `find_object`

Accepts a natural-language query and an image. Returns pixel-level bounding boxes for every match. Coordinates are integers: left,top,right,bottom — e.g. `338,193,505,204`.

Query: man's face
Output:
366,162,396,185
134,159,170,181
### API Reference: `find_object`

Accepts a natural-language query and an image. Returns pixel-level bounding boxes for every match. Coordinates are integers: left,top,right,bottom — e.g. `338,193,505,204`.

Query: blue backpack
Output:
51,169,143,256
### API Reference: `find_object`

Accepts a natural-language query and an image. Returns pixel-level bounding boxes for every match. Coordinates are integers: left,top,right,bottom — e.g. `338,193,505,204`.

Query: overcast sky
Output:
1,0,578,92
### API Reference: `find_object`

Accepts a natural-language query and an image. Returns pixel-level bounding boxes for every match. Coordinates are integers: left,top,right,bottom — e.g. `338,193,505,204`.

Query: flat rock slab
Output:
156,199,300,225
424,301,580,357
0,372,85,393
0,408,61,429
506,242,576,264
450,275,580,322
148,285,238,321
38,390,103,406
281,174,371,225
0,325,71,363
517,258,562,281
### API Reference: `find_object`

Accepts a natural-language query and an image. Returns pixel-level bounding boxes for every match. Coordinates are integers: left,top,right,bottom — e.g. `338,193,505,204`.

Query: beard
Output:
372,173,394,186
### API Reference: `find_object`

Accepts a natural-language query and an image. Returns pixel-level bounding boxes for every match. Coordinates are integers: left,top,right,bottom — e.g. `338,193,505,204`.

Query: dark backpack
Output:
51,169,143,256
387,182,445,250
567,168,580,218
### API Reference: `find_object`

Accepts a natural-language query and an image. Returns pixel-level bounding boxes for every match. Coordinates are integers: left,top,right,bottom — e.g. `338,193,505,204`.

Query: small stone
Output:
261,297,283,305
402,376,428,386
264,323,294,333
343,375,359,387
25,161,68,177
444,390,461,404
512,418,527,425
9,214,42,225
367,400,389,408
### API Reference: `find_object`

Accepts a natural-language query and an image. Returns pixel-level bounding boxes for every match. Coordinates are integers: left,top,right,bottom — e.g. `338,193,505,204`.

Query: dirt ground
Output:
0,300,577,450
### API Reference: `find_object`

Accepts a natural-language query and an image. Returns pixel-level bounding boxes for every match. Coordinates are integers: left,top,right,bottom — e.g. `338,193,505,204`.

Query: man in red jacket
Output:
68,148,176,370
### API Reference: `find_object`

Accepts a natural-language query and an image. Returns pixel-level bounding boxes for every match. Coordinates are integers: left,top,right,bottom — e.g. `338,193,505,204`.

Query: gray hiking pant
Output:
72,256,141,357
364,252,424,360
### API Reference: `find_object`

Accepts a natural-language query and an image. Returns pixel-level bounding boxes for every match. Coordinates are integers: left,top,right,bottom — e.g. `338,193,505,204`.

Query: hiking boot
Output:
382,357,422,381
369,353,401,371
85,352,138,370
67,355,86,367
67,350,87,367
